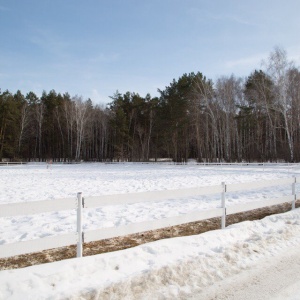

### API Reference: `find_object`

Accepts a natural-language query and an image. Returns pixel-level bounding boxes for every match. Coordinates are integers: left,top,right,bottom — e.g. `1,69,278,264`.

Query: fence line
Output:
0,162,26,166
0,177,298,259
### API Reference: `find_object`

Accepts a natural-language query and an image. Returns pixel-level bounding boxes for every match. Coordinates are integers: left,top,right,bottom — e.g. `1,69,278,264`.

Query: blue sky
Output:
1,0,300,105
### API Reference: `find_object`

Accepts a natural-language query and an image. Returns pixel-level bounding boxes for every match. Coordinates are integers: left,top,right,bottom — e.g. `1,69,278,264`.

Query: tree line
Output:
1,47,300,162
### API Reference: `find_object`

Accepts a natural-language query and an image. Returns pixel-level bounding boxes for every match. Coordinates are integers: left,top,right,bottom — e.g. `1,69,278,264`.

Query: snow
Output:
0,208,300,299
0,162,299,245
0,162,300,299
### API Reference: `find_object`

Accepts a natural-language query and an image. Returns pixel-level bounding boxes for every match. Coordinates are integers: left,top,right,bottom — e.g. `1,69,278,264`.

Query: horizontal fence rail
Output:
226,178,295,192
84,208,224,243
0,197,76,218
0,177,298,259
84,185,223,209
226,195,295,215
0,233,77,258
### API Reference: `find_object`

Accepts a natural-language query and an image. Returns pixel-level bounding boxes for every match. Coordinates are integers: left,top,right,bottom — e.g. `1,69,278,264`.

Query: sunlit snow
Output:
0,162,300,299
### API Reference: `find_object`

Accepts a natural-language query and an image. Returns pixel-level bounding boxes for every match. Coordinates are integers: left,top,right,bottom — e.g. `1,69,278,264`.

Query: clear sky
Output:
1,0,300,105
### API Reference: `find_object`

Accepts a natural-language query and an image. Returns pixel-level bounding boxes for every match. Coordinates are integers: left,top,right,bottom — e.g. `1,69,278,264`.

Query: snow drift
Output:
0,208,299,299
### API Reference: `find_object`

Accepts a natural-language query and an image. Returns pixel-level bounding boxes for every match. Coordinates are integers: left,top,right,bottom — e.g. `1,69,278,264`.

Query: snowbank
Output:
0,208,299,299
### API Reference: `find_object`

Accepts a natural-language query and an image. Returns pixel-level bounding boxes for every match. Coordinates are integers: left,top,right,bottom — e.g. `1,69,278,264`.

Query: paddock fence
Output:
0,177,298,259
0,162,27,166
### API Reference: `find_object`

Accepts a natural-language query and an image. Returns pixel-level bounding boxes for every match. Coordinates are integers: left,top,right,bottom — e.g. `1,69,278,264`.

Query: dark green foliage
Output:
0,65,300,162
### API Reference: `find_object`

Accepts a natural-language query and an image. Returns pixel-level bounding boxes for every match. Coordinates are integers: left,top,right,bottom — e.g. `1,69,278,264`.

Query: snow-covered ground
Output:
0,162,300,299
0,162,299,245
0,208,299,299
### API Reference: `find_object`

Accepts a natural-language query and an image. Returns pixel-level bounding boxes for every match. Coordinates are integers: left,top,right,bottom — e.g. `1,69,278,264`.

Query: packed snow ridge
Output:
0,208,300,299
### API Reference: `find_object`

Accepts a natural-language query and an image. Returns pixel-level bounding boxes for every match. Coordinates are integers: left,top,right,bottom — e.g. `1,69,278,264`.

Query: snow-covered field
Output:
0,162,299,245
1,162,300,299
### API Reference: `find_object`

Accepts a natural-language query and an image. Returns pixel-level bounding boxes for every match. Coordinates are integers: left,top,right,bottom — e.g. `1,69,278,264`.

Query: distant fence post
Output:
77,192,83,257
292,176,296,210
221,182,226,229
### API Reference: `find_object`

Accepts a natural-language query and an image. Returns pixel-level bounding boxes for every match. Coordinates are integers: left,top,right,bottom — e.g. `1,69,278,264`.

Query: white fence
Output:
0,177,298,259
0,162,27,166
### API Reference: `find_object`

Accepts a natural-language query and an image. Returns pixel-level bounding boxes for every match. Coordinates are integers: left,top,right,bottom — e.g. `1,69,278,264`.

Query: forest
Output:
1,47,300,163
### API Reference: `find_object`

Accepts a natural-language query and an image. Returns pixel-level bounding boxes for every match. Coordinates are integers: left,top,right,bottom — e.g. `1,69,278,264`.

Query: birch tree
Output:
191,75,217,161
74,96,89,161
215,75,243,161
265,47,295,161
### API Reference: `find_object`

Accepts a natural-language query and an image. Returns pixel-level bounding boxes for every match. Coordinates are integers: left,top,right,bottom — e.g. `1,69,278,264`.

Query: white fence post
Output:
221,182,226,229
292,176,296,210
77,192,83,258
